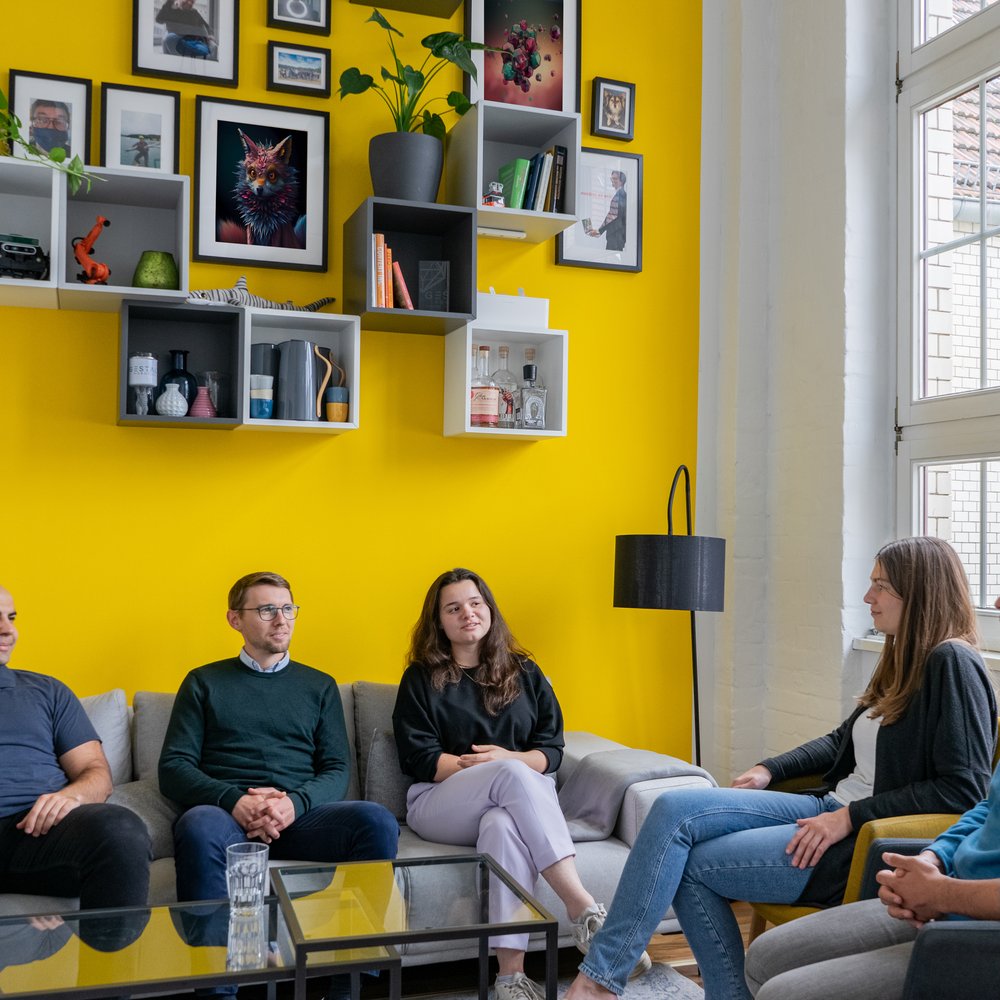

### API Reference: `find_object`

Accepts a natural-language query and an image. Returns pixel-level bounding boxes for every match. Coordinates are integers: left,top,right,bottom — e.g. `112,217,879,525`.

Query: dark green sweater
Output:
158,658,349,818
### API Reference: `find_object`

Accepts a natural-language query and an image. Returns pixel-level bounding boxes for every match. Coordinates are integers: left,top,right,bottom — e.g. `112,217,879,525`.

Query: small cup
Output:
250,373,274,391
250,397,274,419
324,385,350,423
226,841,269,914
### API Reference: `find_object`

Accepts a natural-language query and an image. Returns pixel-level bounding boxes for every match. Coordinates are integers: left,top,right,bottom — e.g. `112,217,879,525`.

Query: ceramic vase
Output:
158,349,199,408
189,386,217,418
132,250,179,290
155,382,188,417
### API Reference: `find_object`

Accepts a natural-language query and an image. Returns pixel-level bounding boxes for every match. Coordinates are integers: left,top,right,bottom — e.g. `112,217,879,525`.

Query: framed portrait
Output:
556,148,642,273
466,0,580,113
132,0,239,87
7,69,92,166
591,77,635,141
267,0,332,36
100,83,180,174
266,41,331,99
194,96,329,271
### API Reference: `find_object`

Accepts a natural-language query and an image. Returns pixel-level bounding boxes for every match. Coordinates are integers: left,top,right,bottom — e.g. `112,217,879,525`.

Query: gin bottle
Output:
523,346,545,388
519,362,547,430
491,345,518,429
470,345,500,428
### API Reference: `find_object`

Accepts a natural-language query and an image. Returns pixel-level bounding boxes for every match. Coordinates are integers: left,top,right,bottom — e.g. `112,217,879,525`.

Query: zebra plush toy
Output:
189,276,336,312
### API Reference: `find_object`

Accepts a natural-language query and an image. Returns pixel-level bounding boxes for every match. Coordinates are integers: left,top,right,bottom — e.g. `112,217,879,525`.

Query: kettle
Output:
275,340,333,421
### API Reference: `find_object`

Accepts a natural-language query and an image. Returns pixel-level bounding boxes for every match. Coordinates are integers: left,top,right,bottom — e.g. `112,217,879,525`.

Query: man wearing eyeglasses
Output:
159,571,398,999
28,99,71,157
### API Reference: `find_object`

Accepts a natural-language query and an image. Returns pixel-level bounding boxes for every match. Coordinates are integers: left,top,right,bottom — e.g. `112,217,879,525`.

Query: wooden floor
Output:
647,901,754,988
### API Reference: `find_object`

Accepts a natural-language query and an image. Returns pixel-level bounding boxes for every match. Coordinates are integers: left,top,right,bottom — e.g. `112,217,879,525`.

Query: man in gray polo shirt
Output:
0,584,151,908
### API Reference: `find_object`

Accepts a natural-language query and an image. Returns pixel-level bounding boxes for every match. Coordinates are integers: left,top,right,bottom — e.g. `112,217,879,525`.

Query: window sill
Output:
852,635,1000,673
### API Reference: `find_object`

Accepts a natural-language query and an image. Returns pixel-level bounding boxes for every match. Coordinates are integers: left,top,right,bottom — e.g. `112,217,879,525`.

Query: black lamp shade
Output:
614,534,726,612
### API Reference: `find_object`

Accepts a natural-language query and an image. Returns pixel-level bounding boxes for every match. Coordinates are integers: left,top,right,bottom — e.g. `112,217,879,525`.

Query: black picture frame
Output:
466,0,581,113
132,0,239,88
556,147,642,273
100,83,181,173
591,77,635,142
8,69,93,166
266,40,331,99
267,0,332,36
193,96,329,271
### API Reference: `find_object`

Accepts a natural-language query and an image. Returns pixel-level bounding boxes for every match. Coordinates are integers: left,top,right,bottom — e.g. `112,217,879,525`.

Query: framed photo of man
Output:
556,147,642,272
132,0,239,87
100,83,181,174
8,69,93,166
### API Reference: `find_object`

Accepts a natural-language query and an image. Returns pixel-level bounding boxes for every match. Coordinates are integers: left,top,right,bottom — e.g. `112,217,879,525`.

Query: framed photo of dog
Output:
193,96,329,271
591,77,634,141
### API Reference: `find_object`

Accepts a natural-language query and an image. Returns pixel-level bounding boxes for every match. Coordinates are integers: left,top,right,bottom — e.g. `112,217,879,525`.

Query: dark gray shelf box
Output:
343,197,476,335
119,301,246,428
348,0,460,15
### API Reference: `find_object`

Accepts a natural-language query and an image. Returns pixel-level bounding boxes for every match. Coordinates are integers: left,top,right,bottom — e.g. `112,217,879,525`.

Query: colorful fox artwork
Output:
217,129,307,249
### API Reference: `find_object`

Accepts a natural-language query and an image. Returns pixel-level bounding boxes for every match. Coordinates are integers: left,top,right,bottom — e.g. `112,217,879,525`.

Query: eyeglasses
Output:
236,604,300,621
31,115,69,128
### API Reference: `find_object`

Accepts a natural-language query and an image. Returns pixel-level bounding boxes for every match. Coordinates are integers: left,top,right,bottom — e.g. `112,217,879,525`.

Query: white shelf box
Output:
0,158,61,309
242,308,360,434
58,166,189,312
444,291,567,439
446,102,580,243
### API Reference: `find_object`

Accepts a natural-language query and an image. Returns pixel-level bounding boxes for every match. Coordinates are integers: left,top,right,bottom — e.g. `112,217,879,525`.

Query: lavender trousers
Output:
405,759,575,951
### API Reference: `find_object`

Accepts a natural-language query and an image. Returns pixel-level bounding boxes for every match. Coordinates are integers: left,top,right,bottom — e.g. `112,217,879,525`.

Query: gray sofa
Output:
0,682,715,965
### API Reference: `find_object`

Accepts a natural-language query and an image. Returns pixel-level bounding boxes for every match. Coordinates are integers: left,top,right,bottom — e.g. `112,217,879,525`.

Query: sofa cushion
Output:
108,778,181,860
131,691,176,782
80,689,131,786
364,729,412,822
354,681,400,793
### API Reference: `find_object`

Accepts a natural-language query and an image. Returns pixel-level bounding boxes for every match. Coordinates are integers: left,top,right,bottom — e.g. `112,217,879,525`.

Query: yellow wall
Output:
1,1,703,757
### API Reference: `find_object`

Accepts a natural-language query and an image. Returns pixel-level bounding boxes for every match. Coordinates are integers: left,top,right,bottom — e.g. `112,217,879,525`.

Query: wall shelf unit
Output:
446,102,580,243
343,197,476,334
444,291,567,439
60,166,189,312
0,158,61,309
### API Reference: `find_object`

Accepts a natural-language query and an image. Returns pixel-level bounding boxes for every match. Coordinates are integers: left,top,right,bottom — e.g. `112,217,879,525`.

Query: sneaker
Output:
494,972,545,1000
572,903,653,980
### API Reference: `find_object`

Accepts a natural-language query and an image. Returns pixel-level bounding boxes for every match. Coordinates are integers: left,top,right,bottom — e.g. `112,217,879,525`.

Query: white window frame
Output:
896,0,1000,646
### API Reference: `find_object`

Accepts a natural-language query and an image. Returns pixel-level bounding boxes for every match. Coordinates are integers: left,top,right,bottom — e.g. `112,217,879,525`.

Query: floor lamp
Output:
613,464,726,767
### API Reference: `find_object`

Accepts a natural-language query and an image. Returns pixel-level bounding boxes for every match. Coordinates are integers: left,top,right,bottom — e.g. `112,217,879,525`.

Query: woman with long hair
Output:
393,568,650,1000
565,536,997,1000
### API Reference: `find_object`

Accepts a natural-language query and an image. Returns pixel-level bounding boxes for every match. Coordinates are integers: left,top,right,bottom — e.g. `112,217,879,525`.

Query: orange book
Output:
384,245,394,308
373,232,386,308
392,261,414,309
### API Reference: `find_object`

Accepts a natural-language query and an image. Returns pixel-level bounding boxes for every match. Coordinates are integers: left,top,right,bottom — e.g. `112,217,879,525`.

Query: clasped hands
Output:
876,851,947,928
232,786,295,844
456,744,515,768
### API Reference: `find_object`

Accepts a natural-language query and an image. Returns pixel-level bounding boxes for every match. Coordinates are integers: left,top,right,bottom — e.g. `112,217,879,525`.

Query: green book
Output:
497,157,531,210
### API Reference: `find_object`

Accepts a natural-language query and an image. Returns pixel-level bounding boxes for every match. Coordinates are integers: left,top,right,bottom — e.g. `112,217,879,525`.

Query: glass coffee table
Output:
273,853,559,1000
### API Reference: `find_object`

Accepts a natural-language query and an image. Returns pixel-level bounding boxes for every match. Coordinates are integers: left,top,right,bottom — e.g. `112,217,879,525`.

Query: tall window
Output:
898,0,1000,640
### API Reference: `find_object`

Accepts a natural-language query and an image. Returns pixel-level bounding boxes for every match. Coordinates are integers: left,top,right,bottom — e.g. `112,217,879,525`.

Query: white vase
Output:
155,382,188,417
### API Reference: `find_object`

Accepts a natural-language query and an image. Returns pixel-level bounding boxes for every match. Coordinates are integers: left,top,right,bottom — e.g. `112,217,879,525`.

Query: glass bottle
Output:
523,346,545,388
520,362,547,430
470,345,500,428
491,345,518,429
157,349,199,409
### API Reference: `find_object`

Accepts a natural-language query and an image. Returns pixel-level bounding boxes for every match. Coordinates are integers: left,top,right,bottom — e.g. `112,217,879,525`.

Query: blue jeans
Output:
175,801,399,998
162,32,213,58
578,787,842,999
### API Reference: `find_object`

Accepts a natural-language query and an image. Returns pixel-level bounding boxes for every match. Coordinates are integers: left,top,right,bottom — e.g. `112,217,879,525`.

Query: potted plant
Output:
338,8,485,203
0,87,95,194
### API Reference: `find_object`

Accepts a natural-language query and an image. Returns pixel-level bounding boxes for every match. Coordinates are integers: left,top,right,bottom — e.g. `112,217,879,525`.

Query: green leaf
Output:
424,34,479,82
447,91,472,116
380,65,403,86
339,67,375,97
367,9,402,36
402,65,424,97
420,112,446,141
0,89,7,113
47,147,67,164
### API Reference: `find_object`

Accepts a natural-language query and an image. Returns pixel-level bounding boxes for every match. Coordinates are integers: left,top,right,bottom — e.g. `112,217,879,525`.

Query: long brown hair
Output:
406,568,532,715
860,537,979,723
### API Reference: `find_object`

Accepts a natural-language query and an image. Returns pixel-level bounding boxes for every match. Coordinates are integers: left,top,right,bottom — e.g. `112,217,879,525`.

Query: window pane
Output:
919,458,1000,606
920,0,1000,44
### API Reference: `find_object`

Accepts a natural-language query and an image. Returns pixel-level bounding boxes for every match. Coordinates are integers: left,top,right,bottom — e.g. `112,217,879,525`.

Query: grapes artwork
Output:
483,0,565,111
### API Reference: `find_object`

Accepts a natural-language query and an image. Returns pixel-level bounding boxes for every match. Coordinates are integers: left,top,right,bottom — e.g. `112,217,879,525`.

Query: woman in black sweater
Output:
565,536,997,1000
393,568,649,1000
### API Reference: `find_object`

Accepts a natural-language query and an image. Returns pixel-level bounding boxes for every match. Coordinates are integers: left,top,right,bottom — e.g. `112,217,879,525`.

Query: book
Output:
534,151,554,212
551,146,568,214
373,232,386,308
392,260,414,309
522,152,545,213
497,156,531,210
418,260,449,311
384,244,393,309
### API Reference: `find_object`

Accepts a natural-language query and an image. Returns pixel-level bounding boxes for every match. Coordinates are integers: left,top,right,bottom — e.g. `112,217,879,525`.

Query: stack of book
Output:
495,145,568,213
370,233,414,310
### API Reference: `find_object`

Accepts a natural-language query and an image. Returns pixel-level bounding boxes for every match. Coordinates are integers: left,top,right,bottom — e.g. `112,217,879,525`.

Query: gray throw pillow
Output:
79,689,131,785
364,729,412,823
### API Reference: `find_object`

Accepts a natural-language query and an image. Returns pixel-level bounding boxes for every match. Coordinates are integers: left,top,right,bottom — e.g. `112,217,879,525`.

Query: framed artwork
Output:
7,69,92,165
132,0,239,87
266,41,331,98
591,77,635,141
100,83,180,173
466,0,580,113
267,0,332,36
556,148,642,273
193,96,329,271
